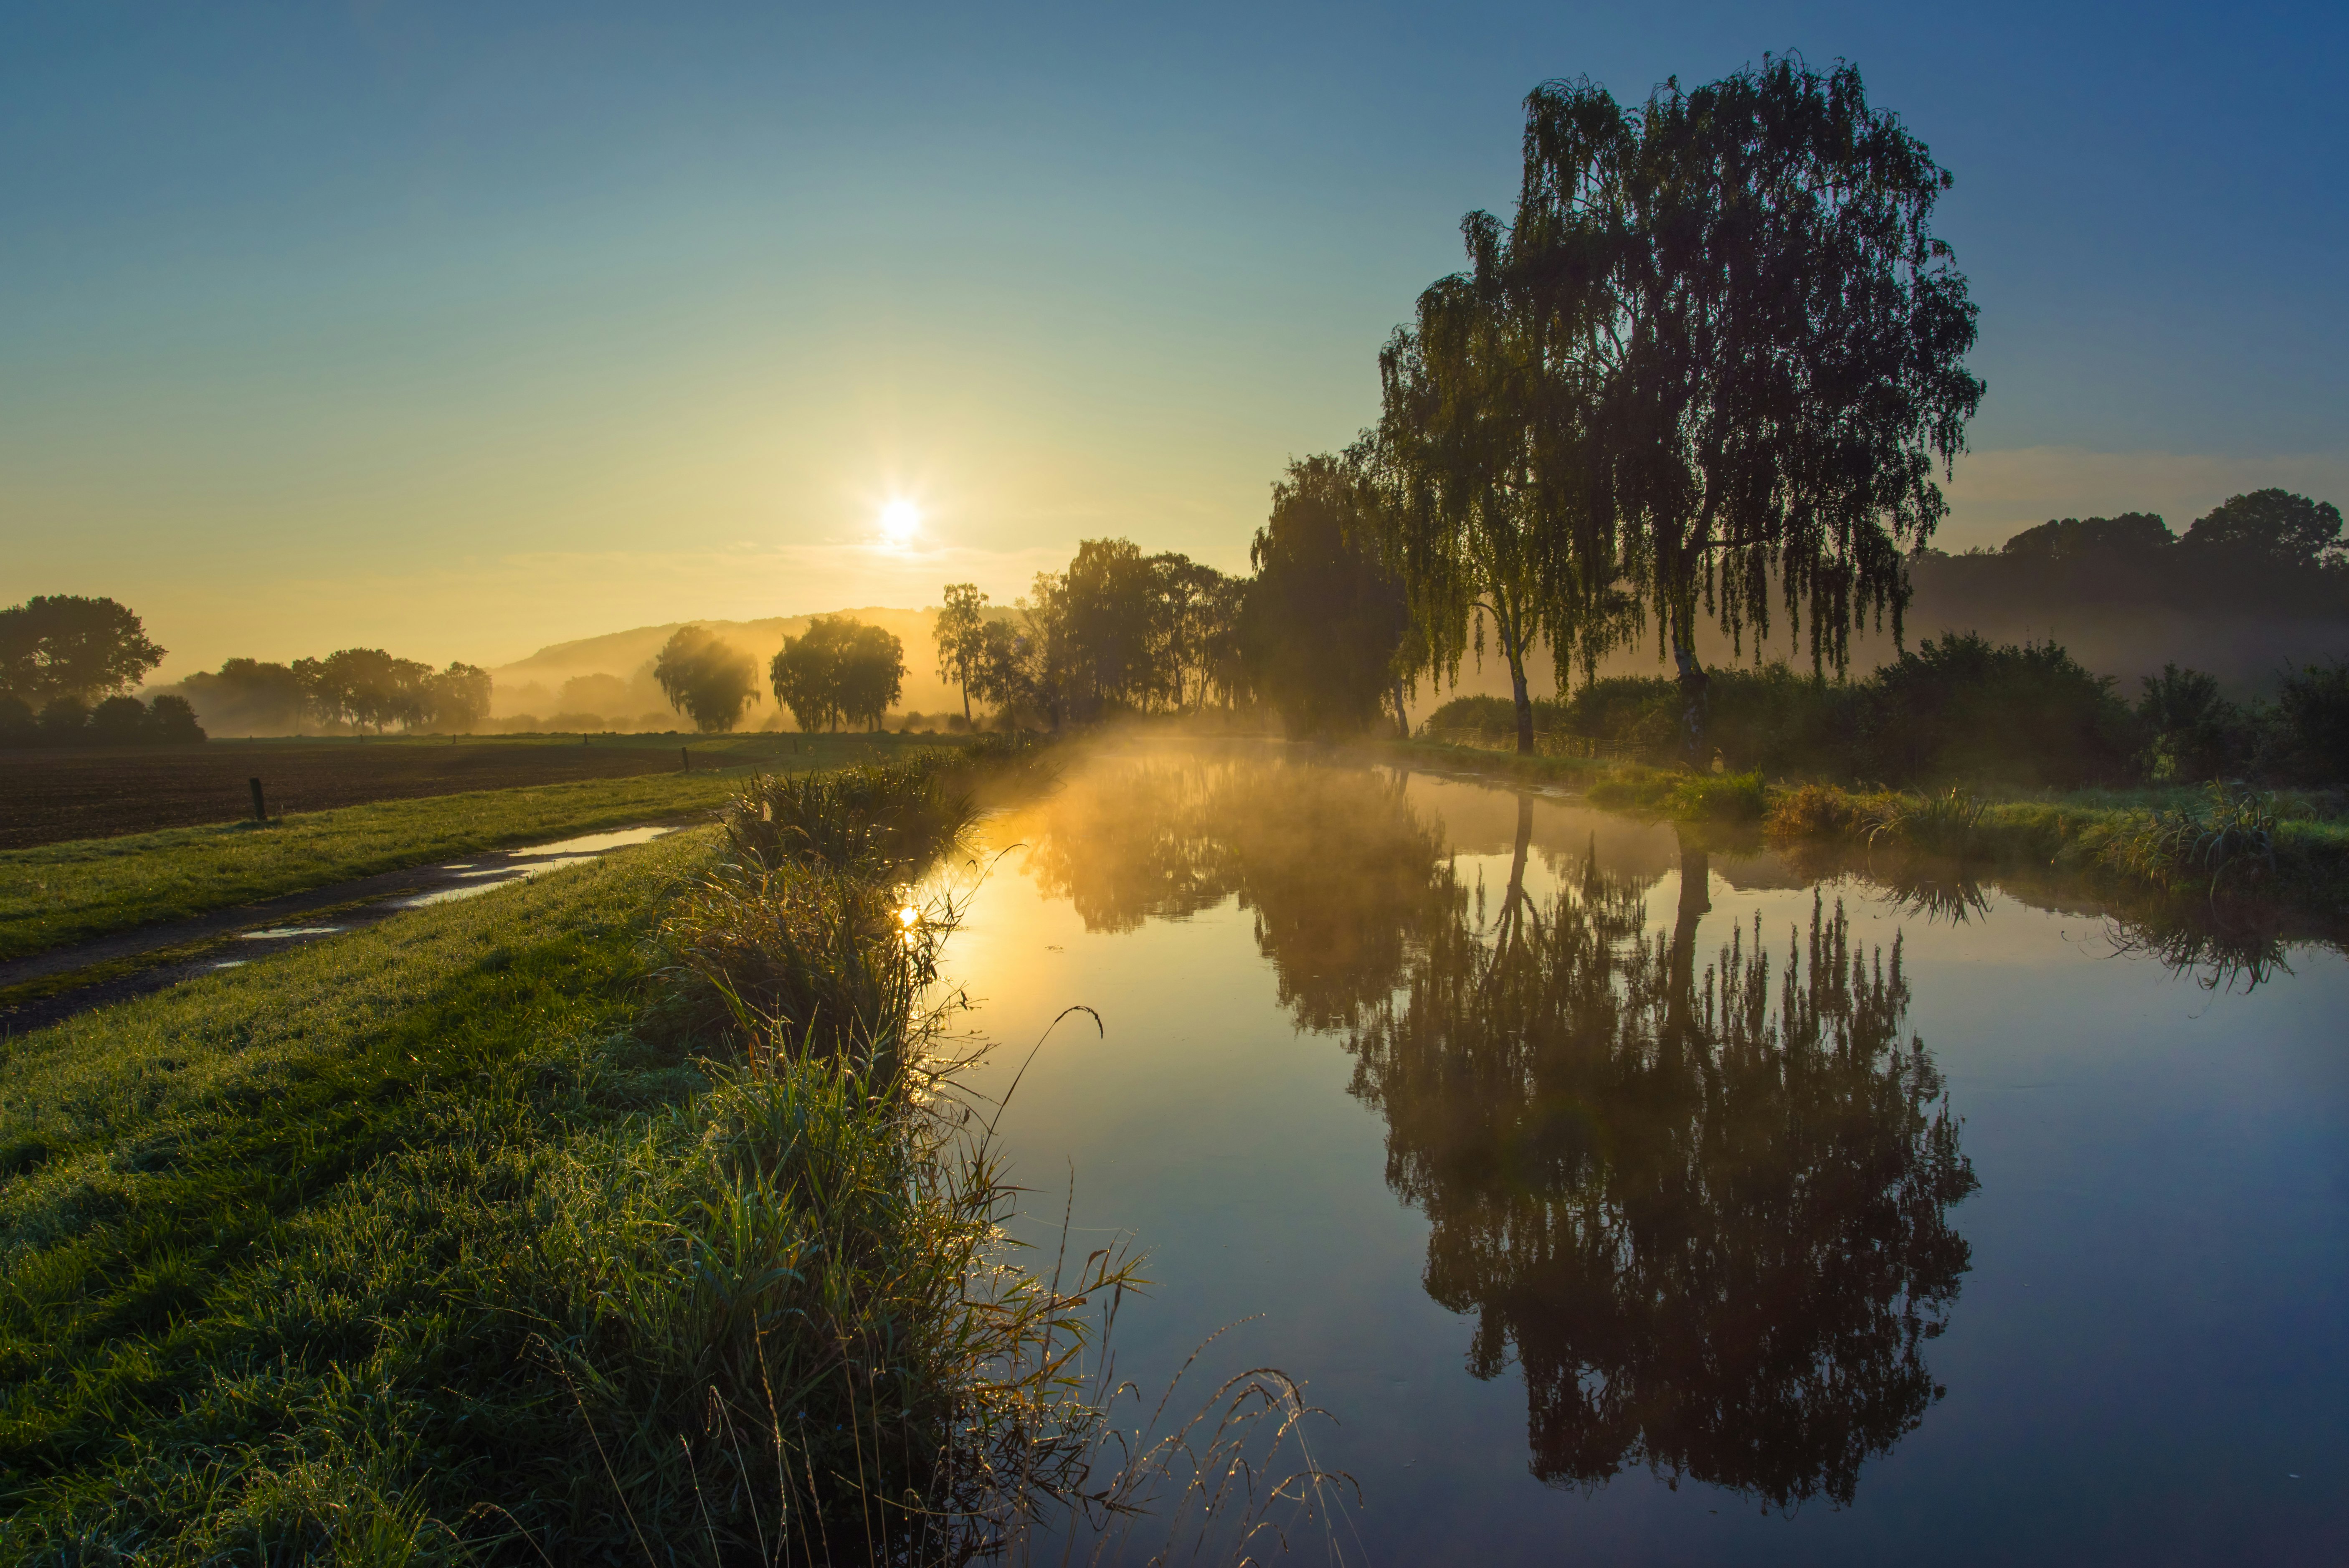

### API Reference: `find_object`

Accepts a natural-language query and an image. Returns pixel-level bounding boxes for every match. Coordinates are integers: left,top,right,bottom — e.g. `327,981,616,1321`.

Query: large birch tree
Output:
1514,61,1984,758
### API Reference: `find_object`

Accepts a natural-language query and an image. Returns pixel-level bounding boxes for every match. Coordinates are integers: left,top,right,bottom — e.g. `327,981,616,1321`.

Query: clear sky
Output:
5,0,2344,678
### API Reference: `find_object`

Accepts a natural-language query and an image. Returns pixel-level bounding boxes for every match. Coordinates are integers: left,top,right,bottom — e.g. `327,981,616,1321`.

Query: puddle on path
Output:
395,826,677,907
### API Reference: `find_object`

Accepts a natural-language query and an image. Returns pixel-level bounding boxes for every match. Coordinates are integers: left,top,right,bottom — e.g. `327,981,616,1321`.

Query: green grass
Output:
2,733,986,966
0,741,1130,1563
1380,737,1610,786
0,831,710,1557
1393,738,2349,909
1766,780,2349,902
0,771,745,963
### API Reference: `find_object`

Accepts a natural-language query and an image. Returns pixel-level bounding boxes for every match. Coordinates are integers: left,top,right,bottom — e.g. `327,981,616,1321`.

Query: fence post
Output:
680,746,689,773
248,778,266,823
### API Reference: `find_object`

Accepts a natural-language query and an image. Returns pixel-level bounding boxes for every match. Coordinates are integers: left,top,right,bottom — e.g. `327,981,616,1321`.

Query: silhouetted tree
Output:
773,616,904,732
1378,223,1624,753
146,694,205,744
89,695,150,743
1513,63,1984,758
1062,539,1156,716
426,663,492,732
1148,553,1242,712
2002,512,2174,562
837,621,907,732
653,626,759,733
973,572,1077,730
1240,455,1410,739
294,648,436,732
2182,489,2344,568
36,695,89,742
773,618,848,732
177,658,307,735
0,696,34,747
933,584,991,725
0,595,166,706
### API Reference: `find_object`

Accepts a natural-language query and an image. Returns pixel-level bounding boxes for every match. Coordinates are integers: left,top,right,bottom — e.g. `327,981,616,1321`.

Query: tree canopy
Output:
952,547,1245,731
0,595,167,706
1240,456,1411,739
2182,488,2344,567
654,627,760,733
772,616,905,732
932,584,991,725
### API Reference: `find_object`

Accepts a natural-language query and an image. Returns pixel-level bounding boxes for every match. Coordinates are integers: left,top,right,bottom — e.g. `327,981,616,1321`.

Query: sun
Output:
878,498,920,546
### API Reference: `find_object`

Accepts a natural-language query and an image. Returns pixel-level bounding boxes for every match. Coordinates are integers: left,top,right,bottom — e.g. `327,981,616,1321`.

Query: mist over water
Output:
943,740,2349,1563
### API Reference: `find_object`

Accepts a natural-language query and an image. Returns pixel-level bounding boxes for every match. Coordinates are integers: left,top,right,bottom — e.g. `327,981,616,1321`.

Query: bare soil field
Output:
0,740,710,848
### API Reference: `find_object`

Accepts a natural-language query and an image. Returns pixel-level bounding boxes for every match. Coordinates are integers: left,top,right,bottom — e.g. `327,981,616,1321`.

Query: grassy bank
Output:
1763,780,2349,904
2,734,984,964
1388,738,2349,907
1,771,746,962
0,741,1115,1562
1375,736,1611,788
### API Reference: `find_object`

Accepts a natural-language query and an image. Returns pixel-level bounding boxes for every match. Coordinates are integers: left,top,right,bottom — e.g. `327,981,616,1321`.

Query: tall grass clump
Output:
727,735,1047,881
2099,783,2281,897
1668,769,1768,822
1880,787,1988,856
503,1037,1138,1564
608,730,1176,1559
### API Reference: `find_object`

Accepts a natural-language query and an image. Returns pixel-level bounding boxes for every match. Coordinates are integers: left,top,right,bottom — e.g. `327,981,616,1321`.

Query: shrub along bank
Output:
0,738,1118,1564
1422,634,2349,789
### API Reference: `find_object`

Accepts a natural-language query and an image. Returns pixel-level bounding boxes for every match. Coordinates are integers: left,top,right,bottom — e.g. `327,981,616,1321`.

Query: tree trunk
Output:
1393,679,1411,740
1508,651,1535,756
1672,645,1710,768
961,679,971,726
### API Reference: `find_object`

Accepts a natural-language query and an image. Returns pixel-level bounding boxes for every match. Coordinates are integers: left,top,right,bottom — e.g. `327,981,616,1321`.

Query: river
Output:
944,740,2347,1565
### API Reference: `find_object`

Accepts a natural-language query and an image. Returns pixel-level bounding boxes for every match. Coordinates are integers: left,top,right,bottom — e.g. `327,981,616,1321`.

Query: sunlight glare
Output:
879,498,920,546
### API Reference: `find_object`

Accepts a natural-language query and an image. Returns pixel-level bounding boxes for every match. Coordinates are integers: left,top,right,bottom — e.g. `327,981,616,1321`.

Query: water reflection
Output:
1005,749,1980,1508
1013,754,1459,1029
1353,817,1977,1508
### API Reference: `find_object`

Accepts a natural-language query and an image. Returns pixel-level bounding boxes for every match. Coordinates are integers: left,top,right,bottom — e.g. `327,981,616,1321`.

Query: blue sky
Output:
3,0,2342,671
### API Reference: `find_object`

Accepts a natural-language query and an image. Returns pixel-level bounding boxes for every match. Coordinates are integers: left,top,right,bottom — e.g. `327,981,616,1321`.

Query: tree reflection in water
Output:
1012,751,1460,1028
1349,817,1978,1509
1009,752,1978,1508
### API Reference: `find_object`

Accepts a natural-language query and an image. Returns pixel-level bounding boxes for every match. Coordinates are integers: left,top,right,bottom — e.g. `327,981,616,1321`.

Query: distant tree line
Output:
1898,491,2349,686
161,650,491,737
0,593,496,743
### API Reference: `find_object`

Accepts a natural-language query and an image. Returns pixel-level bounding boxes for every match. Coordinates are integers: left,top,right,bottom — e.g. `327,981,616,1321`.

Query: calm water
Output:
945,741,2349,1565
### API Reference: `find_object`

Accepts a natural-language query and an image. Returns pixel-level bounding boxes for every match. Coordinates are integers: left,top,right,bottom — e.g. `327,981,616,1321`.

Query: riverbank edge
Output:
1370,738,2349,910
